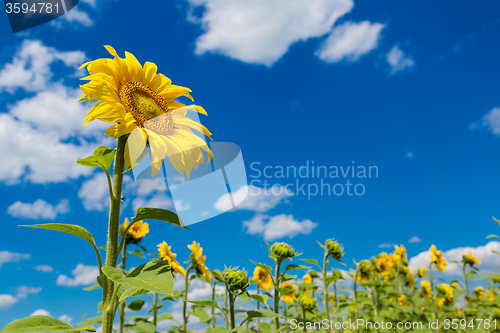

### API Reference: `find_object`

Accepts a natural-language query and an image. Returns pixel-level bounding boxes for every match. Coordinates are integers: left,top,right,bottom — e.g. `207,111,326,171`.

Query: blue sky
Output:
0,0,500,328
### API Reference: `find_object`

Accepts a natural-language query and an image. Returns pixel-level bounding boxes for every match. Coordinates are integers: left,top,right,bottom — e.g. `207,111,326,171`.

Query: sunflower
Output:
79,46,213,178
158,241,186,276
418,267,426,278
397,294,409,307
420,280,433,302
430,245,446,271
122,218,149,242
252,267,273,291
328,292,336,306
462,252,481,267
280,282,295,304
188,241,211,283
376,252,394,281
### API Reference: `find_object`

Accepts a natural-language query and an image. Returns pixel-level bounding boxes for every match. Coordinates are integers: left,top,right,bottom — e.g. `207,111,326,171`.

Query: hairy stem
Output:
274,259,282,331
102,135,127,333
118,243,128,333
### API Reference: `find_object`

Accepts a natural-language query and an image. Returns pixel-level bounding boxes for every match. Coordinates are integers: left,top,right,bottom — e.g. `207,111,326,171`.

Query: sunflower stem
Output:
323,252,330,321
102,135,127,333
273,259,282,331
118,243,128,333
183,266,193,332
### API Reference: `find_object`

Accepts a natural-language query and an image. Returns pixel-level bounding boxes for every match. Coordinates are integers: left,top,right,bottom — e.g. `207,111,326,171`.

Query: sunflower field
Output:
1,46,500,333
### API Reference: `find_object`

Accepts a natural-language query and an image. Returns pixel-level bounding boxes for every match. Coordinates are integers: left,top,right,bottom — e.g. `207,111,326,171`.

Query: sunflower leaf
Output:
132,207,190,230
103,261,174,296
0,316,96,332
77,146,117,173
249,261,273,275
245,310,283,319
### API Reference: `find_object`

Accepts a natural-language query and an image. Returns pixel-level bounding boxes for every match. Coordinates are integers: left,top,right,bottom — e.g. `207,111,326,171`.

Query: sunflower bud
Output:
325,239,343,261
308,270,319,279
338,295,347,302
271,242,297,261
223,268,250,291
298,293,316,312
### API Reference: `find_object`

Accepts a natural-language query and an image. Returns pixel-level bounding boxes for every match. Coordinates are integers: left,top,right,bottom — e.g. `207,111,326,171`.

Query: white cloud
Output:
0,295,18,310
188,0,354,66
78,173,111,211
316,21,385,63
16,286,41,299
243,214,317,241
408,236,421,243
386,45,414,74
480,107,500,136
409,241,500,276
215,185,291,213
56,264,99,287
0,40,111,185
0,251,30,268
7,199,69,220
31,309,51,316
59,314,73,323
34,265,54,273
0,40,85,93
60,7,93,27
378,243,397,249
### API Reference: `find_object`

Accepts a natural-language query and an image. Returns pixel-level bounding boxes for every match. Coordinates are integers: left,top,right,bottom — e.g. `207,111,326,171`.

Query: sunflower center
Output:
119,81,174,135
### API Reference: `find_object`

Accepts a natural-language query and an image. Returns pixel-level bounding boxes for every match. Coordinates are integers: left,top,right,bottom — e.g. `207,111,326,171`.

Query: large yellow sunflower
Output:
158,241,186,276
79,45,213,178
430,245,446,272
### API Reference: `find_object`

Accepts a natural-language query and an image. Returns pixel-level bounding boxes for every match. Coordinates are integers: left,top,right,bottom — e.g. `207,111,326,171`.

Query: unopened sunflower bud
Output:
338,295,347,302
223,268,249,291
325,239,343,260
308,270,319,279
298,293,316,312
271,242,296,261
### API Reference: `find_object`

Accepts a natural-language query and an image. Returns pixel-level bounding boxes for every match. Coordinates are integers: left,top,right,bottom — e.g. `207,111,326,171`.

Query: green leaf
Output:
133,207,188,230
156,313,173,322
210,269,224,282
83,284,101,291
117,286,147,304
1,316,96,332
78,317,102,327
258,323,273,333
20,224,97,250
276,287,294,294
284,264,308,273
249,293,269,306
189,307,210,323
77,146,116,173
300,259,321,270
245,310,283,319
129,250,145,258
249,261,273,275
188,300,220,308
486,234,500,241
125,320,155,333
128,299,145,311
103,261,174,295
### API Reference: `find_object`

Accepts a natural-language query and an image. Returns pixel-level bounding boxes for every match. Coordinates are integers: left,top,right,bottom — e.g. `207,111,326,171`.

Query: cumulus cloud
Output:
479,107,500,136
408,236,421,243
0,40,85,93
0,40,111,185
7,199,69,220
188,0,354,66
215,185,291,213
78,173,111,211
378,243,397,249
56,264,99,287
59,314,73,323
386,45,414,74
31,309,51,316
0,251,30,268
0,295,18,310
34,265,54,273
16,286,42,299
409,241,500,276
243,214,317,241
316,21,385,63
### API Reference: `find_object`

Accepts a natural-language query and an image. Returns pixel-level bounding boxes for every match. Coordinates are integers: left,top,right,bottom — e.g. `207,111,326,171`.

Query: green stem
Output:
153,293,159,329
323,253,330,321
183,266,193,332
118,243,128,333
229,291,236,330
102,135,127,333
256,287,260,328
212,279,217,328
463,264,471,299
274,259,282,331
